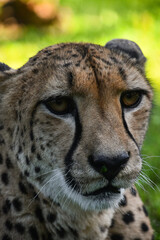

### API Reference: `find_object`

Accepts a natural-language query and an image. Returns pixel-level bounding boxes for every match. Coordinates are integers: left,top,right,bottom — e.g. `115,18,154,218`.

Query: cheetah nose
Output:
88,152,130,181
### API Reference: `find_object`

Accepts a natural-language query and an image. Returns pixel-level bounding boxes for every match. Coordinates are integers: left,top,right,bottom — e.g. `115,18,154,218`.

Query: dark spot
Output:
68,72,73,87
0,153,3,164
94,56,112,66
67,50,72,53
110,219,115,228
42,57,48,61
32,68,39,74
12,198,22,212
47,213,56,223
6,157,13,169
2,234,11,240
141,222,149,232
18,112,22,121
19,181,28,194
111,233,124,240
72,54,79,58
42,234,46,240
37,153,42,161
25,156,30,165
40,145,45,151
2,200,11,214
31,144,36,153
5,220,13,231
35,166,41,173
24,170,29,177
47,52,52,56
152,234,155,240
143,205,148,217
29,226,39,240
15,223,25,234
1,172,9,185
18,99,22,105
75,62,80,67
0,125,4,130
35,206,44,223
56,227,66,238
28,183,34,189
134,238,141,240
16,154,20,161
32,57,38,62
47,233,53,240
30,119,33,127
46,143,51,148
21,130,24,137
63,63,72,67
0,134,5,144
119,195,127,207
110,56,119,63
7,128,13,137
99,225,107,233
15,110,18,120
69,227,79,237
18,146,22,154
122,211,134,224
30,130,34,141
119,67,126,81
33,192,39,201
130,187,137,196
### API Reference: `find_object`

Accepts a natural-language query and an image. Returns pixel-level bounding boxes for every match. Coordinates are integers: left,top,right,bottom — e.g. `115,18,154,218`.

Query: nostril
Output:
118,151,130,166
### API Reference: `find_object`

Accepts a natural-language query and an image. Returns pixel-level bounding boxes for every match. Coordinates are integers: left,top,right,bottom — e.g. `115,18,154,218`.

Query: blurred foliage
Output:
0,0,59,25
0,0,160,238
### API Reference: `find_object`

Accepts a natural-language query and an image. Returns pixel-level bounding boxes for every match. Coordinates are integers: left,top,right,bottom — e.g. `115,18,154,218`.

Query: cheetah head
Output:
0,40,153,212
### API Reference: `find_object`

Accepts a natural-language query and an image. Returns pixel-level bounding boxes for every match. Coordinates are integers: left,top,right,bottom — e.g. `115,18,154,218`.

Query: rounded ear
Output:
0,62,16,80
0,63,12,72
105,39,146,70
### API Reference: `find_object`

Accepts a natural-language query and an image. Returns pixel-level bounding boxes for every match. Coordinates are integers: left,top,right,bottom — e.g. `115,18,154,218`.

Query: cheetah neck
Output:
40,197,115,240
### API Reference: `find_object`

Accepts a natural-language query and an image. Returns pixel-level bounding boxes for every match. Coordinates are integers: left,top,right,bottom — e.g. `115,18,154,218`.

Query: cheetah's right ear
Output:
0,63,17,94
0,62,16,81
105,39,146,71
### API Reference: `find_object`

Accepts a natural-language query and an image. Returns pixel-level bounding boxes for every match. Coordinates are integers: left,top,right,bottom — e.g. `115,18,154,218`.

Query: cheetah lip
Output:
83,185,121,196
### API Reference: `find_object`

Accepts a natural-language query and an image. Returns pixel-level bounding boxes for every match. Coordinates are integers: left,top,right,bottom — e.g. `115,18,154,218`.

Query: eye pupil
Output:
55,98,64,105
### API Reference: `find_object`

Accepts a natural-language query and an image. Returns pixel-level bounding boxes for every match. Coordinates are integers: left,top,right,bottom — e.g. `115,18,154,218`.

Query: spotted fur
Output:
0,40,154,239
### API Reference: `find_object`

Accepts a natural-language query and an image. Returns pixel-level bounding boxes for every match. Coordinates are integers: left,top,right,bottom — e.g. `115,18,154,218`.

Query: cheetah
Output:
0,39,154,240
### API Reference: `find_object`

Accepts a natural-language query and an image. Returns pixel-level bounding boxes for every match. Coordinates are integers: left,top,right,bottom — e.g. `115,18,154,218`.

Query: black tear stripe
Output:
122,109,140,151
65,107,82,192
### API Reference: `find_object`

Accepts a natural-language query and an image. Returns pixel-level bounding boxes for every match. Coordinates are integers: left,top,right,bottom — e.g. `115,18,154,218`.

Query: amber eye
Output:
44,96,75,115
121,91,142,108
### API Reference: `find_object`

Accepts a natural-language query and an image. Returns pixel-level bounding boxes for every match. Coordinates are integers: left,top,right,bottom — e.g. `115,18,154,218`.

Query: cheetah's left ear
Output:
105,39,146,71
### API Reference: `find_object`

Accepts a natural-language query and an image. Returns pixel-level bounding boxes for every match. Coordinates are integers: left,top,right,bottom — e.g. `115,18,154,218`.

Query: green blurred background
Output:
0,0,160,238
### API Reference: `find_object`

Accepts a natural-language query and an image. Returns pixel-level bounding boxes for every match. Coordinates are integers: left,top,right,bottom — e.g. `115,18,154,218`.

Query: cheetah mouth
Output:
83,184,121,196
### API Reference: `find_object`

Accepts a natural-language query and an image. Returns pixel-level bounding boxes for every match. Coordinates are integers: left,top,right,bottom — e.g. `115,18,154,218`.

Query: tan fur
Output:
0,42,153,240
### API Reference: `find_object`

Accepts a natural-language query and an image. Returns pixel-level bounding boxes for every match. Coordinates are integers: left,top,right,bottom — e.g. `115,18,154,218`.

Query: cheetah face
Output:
4,40,152,212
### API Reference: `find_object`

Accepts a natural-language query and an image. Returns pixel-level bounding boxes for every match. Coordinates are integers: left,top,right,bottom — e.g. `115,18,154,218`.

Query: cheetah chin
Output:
33,169,124,212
